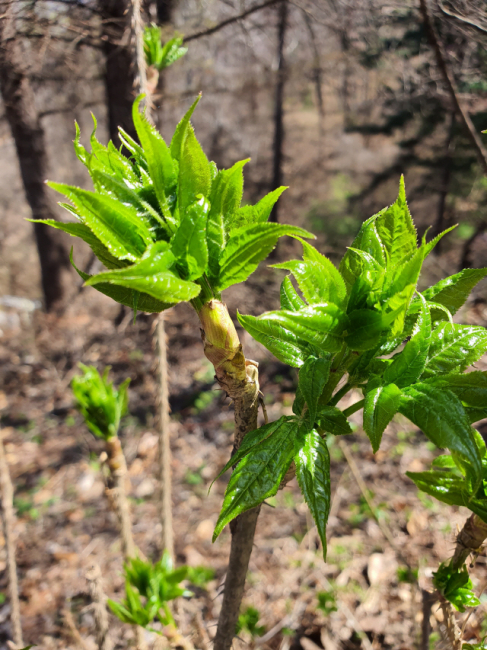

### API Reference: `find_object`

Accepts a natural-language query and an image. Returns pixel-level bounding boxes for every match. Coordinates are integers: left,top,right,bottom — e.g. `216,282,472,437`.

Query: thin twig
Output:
157,315,173,559
419,0,487,176
0,433,23,648
183,0,281,42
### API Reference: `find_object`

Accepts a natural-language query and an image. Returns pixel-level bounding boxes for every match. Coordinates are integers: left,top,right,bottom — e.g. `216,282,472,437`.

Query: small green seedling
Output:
433,562,481,613
235,606,266,637
143,26,187,71
316,590,337,616
71,364,129,440
108,552,191,630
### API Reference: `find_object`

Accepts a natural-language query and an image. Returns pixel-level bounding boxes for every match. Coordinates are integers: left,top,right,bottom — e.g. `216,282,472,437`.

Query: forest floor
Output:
1,261,487,650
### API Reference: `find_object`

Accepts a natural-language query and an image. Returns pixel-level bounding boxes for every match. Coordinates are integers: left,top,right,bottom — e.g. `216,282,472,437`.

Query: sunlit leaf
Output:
295,429,331,559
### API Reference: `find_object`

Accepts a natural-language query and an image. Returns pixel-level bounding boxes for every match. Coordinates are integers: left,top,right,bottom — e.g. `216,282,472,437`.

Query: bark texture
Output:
198,300,261,650
0,9,70,312
105,436,136,559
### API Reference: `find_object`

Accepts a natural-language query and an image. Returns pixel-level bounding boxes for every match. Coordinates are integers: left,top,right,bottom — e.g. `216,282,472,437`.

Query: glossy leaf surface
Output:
399,383,482,483
213,417,297,540
217,223,314,291
363,383,402,452
295,429,331,559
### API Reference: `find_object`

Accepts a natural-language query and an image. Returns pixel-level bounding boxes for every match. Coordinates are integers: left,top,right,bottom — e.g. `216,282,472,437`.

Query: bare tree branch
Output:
183,0,281,42
419,0,487,176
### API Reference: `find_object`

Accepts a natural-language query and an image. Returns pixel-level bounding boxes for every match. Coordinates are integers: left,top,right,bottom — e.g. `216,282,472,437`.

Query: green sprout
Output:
71,364,129,440
143,26,187,71
108,552,191,630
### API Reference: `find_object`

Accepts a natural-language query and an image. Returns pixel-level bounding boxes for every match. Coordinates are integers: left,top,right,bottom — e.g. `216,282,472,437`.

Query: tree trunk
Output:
99,0,137,146
0,8,70,312
269,0,287,223
155,0,176,24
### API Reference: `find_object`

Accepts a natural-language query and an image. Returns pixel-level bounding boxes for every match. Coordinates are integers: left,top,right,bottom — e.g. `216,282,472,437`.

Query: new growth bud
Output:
198,300,247,386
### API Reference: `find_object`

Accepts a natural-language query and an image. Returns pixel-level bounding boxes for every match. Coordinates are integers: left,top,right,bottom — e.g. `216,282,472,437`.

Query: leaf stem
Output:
329,382,352,407
342,399,365,417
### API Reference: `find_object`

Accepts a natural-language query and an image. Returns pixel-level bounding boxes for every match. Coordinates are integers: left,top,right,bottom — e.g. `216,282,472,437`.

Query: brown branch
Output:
0,434,23,648
198,300,261,650
104,437,136,559
183,0,281,43
419,0,487,176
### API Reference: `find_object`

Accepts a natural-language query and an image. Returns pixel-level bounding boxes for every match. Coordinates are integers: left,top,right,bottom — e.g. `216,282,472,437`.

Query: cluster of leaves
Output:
433,562,481,613
235,606,266,638
37,96,311,314
143,26,187,71
212,179,487,559
71,364,129,440
108,552,212,630
408,424,487,524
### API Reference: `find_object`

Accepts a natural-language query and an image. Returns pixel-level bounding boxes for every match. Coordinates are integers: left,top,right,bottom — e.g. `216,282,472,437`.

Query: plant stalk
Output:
197,299,261,650
0,434,23,648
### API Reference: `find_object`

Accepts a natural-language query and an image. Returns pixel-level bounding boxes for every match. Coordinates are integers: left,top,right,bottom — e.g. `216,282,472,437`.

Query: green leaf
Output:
421,323,487,378
273,244,347,308
298,356,332,426
206,159,249,280
423,225,457,257
339,213,386,291
295,429,331,559
85,241,201,304
231,187,287,229
171,197,209,280
345,307,400,351
178,125,211,219
217,223,315,291
422,371,487,407
48,182,148,261
301,240,347,304
213,418,297,540
423,268,487,316
30,219,125,270
132,96,177,222
170,95,201,162
280,276,306,311
399,383,482,484
237,312,310,368
316,406,352,435
71,251,169,313
252,304,349,352
210,159,248,229
383,293,431,387
90,168,171,235
211,417,290,489
375,176,417,268
363,384,402,452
